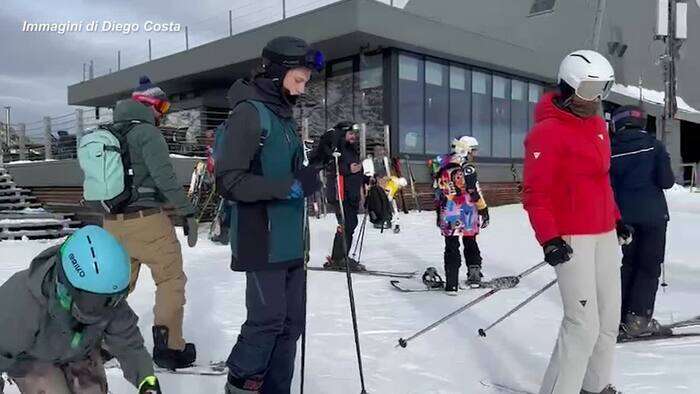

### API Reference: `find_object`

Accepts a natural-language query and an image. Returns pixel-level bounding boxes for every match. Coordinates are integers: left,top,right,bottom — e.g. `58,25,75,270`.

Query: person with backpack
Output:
214,36,324,394
0,226,161,394
609,105,675,339
308,121,367,271
432,136,489,294
79,76,198,370
523,50,629,394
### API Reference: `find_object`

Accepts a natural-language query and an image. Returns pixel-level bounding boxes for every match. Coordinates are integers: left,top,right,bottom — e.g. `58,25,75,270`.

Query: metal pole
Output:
89,60,94,79
148,39,152,61
590,0,607,50
4,106,10,154
117,50,121,71
185,26,189,50
360,123,367,159
18,123,26,161
229,10,233,36
44,116,52,160
82,63,86,81
75,109,84,140
283,0,286,19
383,124,391,157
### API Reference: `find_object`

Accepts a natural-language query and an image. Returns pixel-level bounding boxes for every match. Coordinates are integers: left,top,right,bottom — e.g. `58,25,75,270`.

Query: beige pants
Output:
9,351,107,394
103,211,187,350
539,231,622,394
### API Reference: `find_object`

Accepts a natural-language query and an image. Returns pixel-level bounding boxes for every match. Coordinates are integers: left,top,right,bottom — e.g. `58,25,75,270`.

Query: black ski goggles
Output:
56,272,127,325
263,48,326,73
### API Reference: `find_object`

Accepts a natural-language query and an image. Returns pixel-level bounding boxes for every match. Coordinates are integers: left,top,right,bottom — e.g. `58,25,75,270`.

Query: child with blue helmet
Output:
0,226,161,394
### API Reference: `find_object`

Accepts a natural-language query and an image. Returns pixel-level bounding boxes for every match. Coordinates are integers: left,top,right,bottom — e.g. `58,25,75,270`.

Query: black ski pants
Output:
444,235,482,289
620,222,667,318
331,198,360,261
226,265,305,394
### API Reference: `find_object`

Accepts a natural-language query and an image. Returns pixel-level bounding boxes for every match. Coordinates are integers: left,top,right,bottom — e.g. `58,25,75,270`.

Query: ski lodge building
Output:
7,0,700,209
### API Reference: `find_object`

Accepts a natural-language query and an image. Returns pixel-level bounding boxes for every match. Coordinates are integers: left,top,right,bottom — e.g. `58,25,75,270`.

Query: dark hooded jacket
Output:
112,99,195,216
610,128,675,225
215,78,304,271
0,246,153,387
309,127,363,203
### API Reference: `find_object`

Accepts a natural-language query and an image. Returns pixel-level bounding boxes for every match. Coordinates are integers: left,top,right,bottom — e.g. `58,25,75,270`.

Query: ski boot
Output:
225,373,263,394
444,283,459,296
152,326,196,370
581,384,622,394
466,265,483,288
620,312,672,338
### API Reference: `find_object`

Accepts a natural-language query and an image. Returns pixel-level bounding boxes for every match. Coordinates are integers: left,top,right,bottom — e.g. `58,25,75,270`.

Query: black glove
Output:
183,214,199,248
616,220,634,246
139,376,162,394
293,166,322,197
543,237,573,267
478,207,490,229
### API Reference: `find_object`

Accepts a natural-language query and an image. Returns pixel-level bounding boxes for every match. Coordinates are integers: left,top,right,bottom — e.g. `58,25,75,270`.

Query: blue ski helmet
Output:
57,225,130,324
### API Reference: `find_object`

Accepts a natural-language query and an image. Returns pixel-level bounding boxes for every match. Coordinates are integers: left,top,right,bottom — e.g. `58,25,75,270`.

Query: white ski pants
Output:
539,231,622,394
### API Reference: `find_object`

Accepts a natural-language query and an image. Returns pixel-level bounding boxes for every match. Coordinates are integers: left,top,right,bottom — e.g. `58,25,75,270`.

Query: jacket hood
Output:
26,245,61,307
227,78,293,119
114,99,156,125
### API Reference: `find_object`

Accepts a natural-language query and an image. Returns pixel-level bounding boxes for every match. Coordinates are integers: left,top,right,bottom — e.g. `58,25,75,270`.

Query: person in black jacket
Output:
610,105,675,338
308,121,366,271
215,36,323,394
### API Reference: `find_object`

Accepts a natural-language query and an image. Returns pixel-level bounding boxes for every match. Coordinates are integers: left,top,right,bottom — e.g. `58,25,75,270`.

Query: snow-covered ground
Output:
2,189,700,393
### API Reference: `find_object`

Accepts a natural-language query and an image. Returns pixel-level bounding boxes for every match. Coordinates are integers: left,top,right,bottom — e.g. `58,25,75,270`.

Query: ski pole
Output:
333,151,369,394
478,279,557,338
300,140,313,394
351,211,368,263
397,260,548,348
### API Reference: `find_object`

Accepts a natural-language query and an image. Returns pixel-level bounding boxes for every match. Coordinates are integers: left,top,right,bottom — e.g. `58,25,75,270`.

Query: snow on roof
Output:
612,84,700,114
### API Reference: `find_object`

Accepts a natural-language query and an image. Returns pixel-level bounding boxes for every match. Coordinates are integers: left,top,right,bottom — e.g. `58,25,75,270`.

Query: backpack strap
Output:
245,100,272,146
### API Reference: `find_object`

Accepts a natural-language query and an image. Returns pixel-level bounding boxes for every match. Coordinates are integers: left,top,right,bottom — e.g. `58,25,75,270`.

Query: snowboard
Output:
307,266,417,278
390,279,495,293
106,360,227,376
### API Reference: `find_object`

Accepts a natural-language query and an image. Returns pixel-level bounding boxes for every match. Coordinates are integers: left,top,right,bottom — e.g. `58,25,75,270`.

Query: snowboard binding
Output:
421,267,445,289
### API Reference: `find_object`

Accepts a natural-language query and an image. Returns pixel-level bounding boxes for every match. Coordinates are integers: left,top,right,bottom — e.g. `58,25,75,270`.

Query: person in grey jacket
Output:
0,226,161,394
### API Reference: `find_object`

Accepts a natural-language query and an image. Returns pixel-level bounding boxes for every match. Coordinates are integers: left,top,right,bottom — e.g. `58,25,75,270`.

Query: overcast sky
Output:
0,0,408,124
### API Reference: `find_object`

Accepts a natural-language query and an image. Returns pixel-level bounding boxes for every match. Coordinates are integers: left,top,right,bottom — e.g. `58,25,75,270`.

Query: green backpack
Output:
77,121,140,213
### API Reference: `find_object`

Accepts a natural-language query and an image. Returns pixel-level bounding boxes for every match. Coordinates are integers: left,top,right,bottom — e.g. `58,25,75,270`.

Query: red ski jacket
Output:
523,92,620,245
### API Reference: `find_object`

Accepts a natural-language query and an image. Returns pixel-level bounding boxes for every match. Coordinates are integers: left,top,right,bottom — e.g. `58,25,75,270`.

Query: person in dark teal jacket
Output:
215,36,323,394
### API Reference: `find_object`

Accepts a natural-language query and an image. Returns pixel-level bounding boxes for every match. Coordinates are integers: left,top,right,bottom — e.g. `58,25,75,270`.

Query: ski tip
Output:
478,328,487,338
398,338,408,348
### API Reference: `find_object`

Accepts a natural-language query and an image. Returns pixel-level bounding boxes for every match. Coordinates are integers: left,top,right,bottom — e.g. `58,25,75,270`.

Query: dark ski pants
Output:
227,266,305,394
620,223,667,318
331,199,360,261
443,235,482,289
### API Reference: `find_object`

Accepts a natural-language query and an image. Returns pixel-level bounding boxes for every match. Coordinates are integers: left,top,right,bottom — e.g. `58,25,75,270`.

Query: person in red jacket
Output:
523,50,632,394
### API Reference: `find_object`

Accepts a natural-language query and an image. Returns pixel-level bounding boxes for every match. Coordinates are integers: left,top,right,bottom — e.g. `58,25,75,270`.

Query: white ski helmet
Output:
558,50,615,101
451,136,479,157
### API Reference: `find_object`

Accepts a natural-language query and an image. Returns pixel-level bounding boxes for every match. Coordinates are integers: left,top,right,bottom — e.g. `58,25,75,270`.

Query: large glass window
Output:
398,54,424,154
528,82,543,131
326,60,354,130
425,61,449,155
472,71,492,156
492,75,511,158
449,65,471,142
356,53,384,146
511,79,528,158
